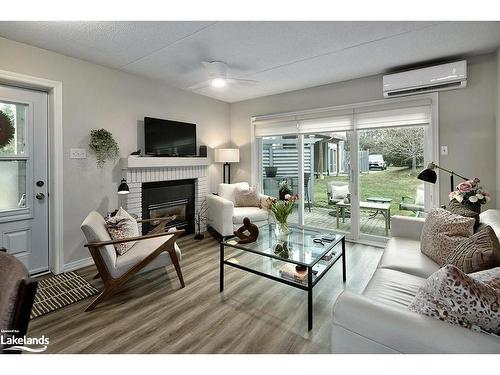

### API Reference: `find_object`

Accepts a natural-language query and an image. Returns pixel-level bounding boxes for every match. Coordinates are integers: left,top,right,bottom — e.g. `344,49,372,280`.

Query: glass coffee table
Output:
220,224,345,330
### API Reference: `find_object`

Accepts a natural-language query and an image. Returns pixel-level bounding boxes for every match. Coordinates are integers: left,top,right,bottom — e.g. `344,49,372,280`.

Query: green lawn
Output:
312,167,422,216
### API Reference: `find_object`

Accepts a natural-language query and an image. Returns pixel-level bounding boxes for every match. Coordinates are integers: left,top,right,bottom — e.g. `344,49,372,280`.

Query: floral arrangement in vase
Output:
264,194,299,240
448,177,490,212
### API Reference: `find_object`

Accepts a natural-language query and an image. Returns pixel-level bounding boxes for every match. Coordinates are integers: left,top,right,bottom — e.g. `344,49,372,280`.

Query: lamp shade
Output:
215,148,240,163
118,178,130,195
417,168,437,184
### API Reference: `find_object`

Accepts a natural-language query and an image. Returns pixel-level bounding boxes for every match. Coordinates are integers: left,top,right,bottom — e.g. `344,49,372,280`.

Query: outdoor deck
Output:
289,206,390,237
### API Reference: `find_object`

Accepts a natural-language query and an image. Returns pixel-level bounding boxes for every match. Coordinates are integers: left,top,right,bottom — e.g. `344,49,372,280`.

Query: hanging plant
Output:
0,110,15,149
88,128,119,168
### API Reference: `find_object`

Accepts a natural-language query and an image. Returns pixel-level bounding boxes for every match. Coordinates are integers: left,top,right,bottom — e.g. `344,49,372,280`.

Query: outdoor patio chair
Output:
327,181,350,205
399,187,425,217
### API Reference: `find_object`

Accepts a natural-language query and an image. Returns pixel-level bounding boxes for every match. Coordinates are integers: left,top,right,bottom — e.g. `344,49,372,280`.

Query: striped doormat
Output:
30,271,99,319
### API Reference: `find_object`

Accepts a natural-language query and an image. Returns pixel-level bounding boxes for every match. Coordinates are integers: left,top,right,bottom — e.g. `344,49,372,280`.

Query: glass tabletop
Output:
222,223,344,267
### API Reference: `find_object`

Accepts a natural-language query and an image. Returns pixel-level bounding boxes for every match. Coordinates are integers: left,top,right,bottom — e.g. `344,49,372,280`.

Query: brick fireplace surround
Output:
121,157,209,234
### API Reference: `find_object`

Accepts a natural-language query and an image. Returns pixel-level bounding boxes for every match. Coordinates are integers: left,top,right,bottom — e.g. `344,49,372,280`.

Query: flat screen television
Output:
144,117,197,157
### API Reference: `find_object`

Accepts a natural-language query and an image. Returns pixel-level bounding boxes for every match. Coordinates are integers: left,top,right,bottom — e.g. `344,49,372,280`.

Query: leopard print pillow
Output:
444,225,500,273
408,265,500,334
420,208,475,265
470,266,500,290
105,207,139,255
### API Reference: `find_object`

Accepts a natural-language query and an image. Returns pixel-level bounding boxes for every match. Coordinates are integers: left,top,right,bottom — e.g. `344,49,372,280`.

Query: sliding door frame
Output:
251,93,439,243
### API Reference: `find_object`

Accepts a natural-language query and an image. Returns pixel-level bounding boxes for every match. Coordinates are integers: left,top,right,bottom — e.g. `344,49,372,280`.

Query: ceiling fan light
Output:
211,78,227,88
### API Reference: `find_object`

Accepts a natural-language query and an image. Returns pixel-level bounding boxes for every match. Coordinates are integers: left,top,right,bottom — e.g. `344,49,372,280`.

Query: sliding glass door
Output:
254,96,437,243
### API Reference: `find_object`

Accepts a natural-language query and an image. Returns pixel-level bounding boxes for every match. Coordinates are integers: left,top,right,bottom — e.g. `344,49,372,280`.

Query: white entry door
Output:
0,85,49,274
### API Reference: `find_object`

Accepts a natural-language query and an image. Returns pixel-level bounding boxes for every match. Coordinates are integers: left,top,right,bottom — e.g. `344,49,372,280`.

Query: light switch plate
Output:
440,145,448,156
70,148,87,159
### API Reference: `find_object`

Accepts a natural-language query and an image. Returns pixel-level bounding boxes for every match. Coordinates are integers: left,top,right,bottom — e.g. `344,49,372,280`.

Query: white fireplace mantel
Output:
121,156,210,169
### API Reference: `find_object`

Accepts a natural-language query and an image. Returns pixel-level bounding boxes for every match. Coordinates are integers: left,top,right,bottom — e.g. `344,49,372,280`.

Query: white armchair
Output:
207,183,270,237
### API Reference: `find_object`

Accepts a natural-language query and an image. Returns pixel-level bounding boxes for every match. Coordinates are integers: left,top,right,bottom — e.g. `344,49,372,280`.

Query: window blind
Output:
253,98,432,136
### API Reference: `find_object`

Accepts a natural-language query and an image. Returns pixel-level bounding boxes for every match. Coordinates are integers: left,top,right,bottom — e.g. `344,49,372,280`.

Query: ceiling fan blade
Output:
188,80,211,90
227,78,259,86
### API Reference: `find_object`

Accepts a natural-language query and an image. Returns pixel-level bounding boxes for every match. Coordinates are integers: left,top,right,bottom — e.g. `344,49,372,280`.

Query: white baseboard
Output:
63,257,94,273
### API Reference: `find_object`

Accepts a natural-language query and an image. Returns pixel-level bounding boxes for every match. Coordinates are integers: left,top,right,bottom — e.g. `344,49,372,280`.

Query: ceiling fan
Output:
188,61,258,90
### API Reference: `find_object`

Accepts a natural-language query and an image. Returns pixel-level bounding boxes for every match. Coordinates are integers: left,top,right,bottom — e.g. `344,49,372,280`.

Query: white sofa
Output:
331,209,500,354
207,183,270,237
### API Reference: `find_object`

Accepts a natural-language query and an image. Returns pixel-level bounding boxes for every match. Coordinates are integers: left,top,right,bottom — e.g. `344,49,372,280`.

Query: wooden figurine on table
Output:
234,217,259,244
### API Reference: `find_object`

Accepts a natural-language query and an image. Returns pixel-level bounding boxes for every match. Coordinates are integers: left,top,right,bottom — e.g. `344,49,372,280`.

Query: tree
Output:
358,127,424,172
379,127,424,172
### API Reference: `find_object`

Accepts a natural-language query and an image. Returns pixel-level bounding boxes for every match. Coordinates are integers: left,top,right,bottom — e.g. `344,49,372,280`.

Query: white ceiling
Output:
0,21,499,103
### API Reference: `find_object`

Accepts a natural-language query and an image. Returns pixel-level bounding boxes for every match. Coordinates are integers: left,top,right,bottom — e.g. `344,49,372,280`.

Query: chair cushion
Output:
114,235,180,279
0,252,29,331
378,237,439,278
105,207,139,255
363,268,426,309
445,225,500,273
331,184,349,199
409,265,500,335
479,209,500,240
420,208,475,266
217,182,249,203
81,211,117,272
232,207,268,224
234,185,261,207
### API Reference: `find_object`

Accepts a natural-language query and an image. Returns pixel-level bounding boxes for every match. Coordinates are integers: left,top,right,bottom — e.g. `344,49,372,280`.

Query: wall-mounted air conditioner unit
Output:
383,60,467,98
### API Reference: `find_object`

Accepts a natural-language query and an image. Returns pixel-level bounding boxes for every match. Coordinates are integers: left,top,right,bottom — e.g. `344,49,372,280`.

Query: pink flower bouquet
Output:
449,177,490,205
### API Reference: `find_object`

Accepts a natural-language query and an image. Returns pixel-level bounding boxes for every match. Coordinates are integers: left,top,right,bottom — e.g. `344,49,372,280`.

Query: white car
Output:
368,154,387,170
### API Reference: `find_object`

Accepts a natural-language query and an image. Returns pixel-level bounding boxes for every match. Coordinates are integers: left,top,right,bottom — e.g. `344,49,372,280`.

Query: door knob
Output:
36,192,45,200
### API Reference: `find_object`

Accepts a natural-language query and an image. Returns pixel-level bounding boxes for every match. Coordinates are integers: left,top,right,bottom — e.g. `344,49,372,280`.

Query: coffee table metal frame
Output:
220,225,345,331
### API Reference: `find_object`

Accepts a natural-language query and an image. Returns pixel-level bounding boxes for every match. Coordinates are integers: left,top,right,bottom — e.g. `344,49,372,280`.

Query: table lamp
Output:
215,148,239,184
417,162,468,192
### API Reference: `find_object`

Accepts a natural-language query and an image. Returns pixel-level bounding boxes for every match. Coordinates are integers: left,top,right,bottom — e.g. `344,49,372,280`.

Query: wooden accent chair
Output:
0,250,38,353
81,211,185,312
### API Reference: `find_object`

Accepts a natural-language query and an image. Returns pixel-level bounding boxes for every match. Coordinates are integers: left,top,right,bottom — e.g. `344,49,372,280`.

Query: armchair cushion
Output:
217,182,249,203
81,211,117,273
233,207,269,224
105,207,139,255
114,234,180,278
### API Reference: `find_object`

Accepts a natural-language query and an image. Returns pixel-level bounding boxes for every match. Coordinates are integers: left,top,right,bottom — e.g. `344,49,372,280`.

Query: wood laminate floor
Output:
28,234,383,353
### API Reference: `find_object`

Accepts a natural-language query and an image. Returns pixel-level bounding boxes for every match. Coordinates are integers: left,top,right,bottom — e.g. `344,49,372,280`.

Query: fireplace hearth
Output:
141,179,195,235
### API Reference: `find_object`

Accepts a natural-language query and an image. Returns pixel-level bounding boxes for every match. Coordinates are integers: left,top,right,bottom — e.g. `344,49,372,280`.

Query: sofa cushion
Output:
408,265,500,335
114,235,180,279
420,208,475,266
363,268,426,309
378,237,439,278
217,182,249,203
232,207,268,224
444,225,500,273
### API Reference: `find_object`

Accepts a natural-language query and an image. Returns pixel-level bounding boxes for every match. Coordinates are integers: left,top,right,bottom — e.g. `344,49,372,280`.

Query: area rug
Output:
30,271,99,319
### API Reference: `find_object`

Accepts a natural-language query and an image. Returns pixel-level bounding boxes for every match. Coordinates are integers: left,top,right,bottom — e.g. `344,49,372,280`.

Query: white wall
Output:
230,53,498,209
0,37,231,266
497,48,500,208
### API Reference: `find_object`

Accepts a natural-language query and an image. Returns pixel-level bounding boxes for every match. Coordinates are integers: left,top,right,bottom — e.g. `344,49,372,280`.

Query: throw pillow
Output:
420,208,475,265
105,207,139,255
234,186,261,207
408,265,500,335
470,266,500,290
445,225,500,273
446,200,480,230
331,184,349,199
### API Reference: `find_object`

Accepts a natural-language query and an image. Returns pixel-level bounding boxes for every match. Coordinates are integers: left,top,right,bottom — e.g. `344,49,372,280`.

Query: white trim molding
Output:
0,69,64,274
63,257,94,273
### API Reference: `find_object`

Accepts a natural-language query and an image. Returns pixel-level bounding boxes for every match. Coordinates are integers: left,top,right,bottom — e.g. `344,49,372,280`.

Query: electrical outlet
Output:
440,145,448,156
70,148,87,159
